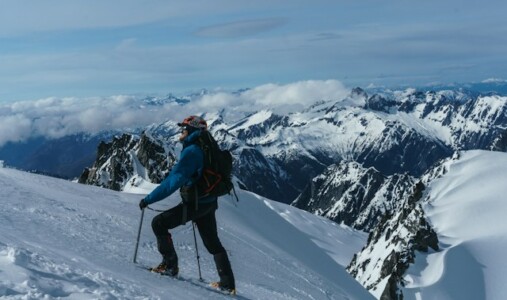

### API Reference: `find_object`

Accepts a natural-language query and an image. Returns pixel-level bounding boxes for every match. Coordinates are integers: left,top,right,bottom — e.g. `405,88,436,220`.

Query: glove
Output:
139,199,148,210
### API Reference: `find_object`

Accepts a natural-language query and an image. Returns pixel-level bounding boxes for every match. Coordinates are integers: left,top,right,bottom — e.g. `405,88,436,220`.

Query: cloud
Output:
0,114,32,146
190,80,349,117
194,18,286,38
0,80,349,146
482,78,507,83
309,32,343,41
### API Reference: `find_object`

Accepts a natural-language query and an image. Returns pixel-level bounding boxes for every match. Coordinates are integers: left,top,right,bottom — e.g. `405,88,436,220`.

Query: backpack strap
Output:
180,185,199,225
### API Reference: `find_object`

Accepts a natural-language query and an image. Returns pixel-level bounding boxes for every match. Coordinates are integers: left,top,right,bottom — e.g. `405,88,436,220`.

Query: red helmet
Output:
177,115,207,130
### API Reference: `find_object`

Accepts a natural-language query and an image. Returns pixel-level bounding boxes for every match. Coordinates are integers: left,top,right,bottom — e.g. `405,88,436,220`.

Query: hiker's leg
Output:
194,205,225,255
195,207,235,289
151,204,187,269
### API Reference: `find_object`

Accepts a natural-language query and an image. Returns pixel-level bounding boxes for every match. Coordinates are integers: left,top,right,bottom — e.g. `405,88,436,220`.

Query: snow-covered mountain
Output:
365,90,507,150
79,88,506,207
347,150,507,299
0,165,373,299
403,150,507,299
412,79,507,96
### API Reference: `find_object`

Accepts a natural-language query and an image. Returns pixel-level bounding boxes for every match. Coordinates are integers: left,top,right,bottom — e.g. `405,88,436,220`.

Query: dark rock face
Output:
347,182,439,300
137,134,175,184
356,122,452,176
78,133,175,191
292,161,417,231
79,134,137,190
235,147,297,202
490,128,507,152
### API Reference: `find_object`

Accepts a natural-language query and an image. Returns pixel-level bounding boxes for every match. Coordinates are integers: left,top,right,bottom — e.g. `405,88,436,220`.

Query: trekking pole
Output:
192,221,203,281
133,208,145,264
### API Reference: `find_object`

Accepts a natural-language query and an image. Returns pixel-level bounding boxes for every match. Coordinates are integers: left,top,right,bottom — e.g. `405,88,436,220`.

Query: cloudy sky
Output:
1,0,507,103
1,0,507,146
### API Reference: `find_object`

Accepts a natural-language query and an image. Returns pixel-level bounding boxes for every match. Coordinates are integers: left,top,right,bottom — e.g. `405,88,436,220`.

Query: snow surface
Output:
402,150,507,300
0,166,372,299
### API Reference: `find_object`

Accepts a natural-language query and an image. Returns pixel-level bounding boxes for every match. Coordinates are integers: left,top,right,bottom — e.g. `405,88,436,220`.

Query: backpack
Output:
195,130,234,198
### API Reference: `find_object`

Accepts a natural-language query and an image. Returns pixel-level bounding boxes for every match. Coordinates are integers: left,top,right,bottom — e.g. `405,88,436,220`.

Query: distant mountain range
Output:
367,79,507,96
78,86,506,204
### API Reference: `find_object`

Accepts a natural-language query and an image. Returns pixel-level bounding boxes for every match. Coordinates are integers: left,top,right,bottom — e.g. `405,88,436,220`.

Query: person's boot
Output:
211,252,236,294
151,235,179,276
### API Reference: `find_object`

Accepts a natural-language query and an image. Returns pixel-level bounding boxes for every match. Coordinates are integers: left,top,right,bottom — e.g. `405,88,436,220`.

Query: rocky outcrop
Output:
78,132,175,191
347,182,439,299
490,128,507,152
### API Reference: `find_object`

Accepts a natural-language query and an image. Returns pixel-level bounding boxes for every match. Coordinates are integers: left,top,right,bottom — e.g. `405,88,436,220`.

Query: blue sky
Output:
1,0,507,102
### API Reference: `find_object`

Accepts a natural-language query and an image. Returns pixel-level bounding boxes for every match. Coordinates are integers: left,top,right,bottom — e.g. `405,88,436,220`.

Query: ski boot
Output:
151,235,179,276
212,252,236,295
150,262,179,277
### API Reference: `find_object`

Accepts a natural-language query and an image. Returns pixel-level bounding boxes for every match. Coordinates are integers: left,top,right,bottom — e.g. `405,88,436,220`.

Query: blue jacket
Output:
143,130,216,205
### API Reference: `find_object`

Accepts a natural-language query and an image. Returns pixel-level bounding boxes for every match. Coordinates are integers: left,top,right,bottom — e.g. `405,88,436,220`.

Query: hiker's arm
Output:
144,145,203,204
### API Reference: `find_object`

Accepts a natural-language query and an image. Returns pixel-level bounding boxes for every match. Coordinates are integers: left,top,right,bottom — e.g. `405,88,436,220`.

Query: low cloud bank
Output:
0,80,349,146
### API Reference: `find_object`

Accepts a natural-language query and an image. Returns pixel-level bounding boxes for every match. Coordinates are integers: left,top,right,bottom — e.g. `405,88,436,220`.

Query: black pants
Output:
151,201,226,255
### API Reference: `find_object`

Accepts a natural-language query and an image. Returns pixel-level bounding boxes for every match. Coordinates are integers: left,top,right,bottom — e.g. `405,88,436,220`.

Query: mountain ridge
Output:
78,87,506,206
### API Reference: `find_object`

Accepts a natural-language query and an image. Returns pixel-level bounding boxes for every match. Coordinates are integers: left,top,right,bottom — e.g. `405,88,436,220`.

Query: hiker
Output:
138,115,236,294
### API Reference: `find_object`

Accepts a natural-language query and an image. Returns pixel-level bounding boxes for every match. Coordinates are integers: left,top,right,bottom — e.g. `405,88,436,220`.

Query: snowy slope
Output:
402,150,507,300
0,167,373,299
